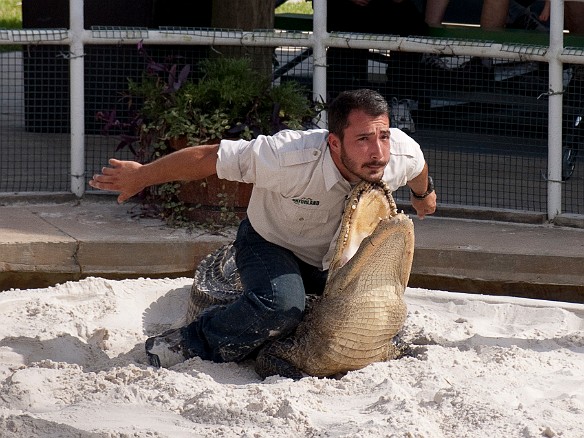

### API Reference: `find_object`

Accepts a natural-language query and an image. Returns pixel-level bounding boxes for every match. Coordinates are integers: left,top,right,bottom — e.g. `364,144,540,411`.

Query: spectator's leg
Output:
425,0,450,26
565,1,584,35
480,0,511,29
562,2,584,106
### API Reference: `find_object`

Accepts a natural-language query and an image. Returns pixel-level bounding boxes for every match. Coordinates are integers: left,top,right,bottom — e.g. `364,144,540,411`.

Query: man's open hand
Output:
89,159,145,203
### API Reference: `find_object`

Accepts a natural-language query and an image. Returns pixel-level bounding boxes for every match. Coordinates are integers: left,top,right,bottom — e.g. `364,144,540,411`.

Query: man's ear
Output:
328,133,341,153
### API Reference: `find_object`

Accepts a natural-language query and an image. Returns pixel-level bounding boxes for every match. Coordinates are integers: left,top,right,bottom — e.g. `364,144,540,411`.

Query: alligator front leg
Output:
255,338,305,380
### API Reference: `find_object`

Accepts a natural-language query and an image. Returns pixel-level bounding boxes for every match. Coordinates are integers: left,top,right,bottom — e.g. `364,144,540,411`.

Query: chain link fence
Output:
0,4,582,221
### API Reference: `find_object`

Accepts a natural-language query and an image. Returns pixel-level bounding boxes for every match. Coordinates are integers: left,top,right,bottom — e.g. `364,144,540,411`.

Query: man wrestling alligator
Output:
89,88,437,378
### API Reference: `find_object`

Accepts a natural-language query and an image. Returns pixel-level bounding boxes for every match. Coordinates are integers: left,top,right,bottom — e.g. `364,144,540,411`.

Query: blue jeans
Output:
181,218,328,363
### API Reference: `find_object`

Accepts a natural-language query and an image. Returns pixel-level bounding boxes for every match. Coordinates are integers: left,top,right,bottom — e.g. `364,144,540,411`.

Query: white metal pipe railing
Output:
4,29,567,63
8,26,584,64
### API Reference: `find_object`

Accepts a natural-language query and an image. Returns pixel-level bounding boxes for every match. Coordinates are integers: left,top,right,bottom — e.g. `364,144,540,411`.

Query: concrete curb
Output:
1,198,583,303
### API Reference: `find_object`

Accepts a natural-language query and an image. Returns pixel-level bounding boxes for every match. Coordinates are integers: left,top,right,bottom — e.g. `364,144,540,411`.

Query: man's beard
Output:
340,147,387,183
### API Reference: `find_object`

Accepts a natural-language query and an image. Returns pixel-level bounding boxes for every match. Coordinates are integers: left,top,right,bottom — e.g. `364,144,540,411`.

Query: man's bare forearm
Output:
139,144,220,186
89,144,220,203
407,162,429,195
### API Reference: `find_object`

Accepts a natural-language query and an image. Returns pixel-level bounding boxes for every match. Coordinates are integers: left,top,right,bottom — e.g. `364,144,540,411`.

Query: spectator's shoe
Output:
419,54,452,85
507,2,548,32
391,97,416,133
420,53,452,71
145,328,189,368
421,54,492,91
454,57,493,90
511,11,547,31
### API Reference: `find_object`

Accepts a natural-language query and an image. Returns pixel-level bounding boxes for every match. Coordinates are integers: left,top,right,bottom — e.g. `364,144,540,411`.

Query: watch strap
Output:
411,176,434,199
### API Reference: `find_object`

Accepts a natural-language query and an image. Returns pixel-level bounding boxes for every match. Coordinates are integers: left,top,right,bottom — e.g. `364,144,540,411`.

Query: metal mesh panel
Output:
0,27,582,218
0,44,70,192
561,63,584,215
322,48,583,215
274,45,313,88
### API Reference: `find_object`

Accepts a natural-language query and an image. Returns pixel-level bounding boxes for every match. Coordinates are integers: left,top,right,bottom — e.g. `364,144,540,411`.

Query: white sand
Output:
0,277,583,437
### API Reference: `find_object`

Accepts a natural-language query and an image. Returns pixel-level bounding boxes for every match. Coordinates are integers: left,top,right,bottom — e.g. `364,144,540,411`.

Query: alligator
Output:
186,180,415,379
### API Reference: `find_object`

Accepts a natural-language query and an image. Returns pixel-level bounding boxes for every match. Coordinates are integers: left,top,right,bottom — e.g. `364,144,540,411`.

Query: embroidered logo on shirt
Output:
292,197,320,206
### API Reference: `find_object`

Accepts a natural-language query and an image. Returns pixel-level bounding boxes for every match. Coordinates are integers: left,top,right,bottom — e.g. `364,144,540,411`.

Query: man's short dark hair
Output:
327,89,390,140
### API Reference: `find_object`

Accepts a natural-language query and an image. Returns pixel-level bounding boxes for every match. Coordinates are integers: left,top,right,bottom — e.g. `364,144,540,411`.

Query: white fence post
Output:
69,0,85,197
312,0,328,127
547,0,566,220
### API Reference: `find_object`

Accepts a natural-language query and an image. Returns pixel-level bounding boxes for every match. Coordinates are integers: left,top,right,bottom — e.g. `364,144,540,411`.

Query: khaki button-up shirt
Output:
217,128,425,270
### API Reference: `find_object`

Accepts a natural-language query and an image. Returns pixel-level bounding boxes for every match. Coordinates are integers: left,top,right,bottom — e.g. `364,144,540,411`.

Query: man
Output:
89,89,437,368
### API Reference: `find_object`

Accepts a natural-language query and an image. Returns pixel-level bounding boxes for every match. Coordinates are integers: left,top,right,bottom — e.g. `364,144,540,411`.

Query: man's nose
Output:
369,138,384,158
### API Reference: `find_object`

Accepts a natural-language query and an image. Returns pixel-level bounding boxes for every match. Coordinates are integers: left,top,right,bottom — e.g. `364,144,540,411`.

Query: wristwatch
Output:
410,176,434,199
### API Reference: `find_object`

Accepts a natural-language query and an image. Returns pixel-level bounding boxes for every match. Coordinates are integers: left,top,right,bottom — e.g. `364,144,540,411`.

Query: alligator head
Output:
328,181,398,274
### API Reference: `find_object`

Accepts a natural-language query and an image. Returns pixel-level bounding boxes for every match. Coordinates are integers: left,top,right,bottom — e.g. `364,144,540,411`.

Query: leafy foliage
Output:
97,44,322,228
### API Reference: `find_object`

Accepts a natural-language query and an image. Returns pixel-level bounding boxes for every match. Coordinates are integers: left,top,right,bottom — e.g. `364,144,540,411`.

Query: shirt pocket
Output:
287,204,330,226
278,148,322,167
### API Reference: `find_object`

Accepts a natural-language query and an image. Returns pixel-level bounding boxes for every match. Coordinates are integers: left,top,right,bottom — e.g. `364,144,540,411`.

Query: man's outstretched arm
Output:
89,144,220,203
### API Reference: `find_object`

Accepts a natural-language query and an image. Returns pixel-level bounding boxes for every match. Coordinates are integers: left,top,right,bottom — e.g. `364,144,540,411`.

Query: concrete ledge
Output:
1,199,584,303
1,242,78,274
77,240,228,276
413,249,584,287
409,275,584,303
0,199,233,290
